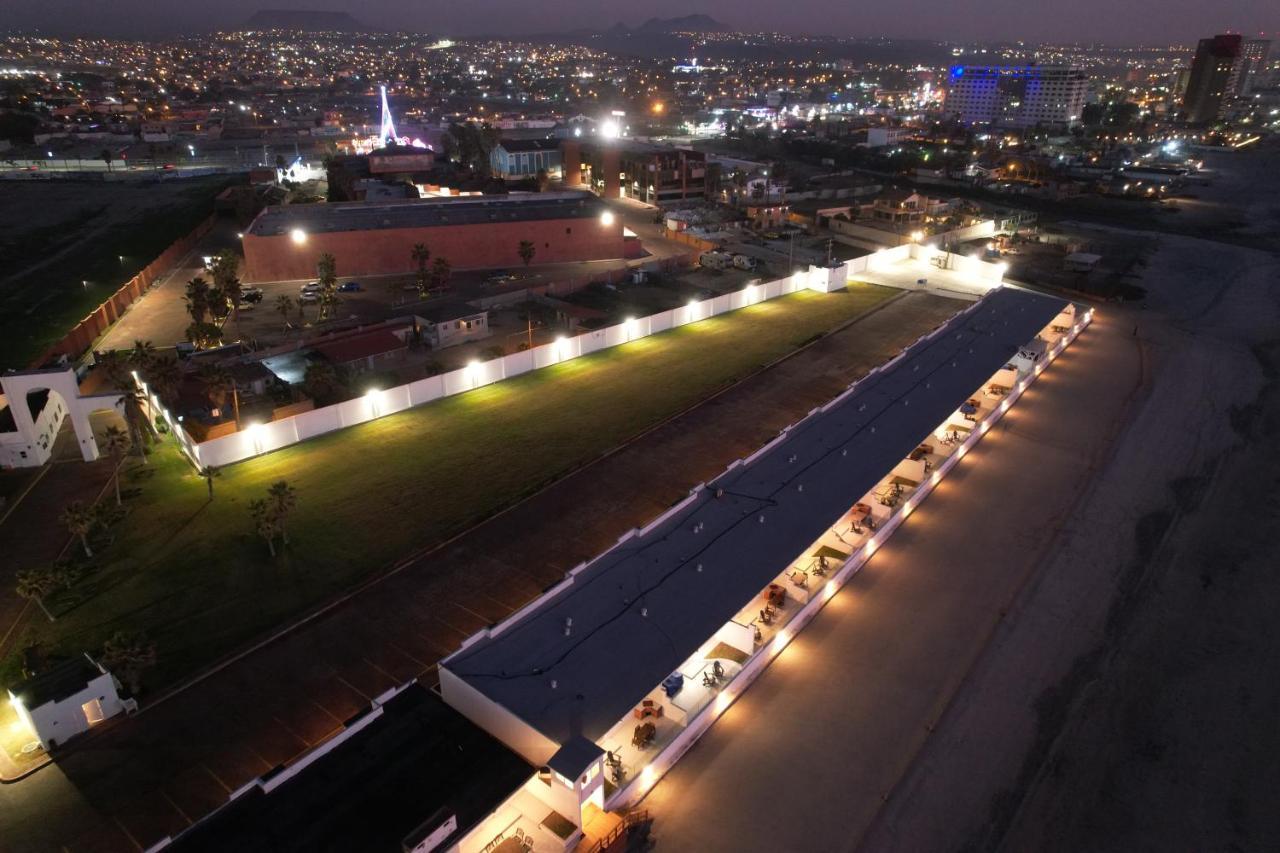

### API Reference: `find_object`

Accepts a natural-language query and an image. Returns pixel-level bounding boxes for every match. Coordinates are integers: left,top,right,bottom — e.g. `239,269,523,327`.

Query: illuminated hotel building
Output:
944,64,1088,129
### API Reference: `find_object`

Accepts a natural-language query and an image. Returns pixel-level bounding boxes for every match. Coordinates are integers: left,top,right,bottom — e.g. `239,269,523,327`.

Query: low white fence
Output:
190,243,1010,469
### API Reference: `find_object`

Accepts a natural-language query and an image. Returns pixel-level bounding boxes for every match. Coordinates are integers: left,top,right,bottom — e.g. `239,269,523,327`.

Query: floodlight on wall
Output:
247,422,264,454
290,228,307,245
600,210,615,227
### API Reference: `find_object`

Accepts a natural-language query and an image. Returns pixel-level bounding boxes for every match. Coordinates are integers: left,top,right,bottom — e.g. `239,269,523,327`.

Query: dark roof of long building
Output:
168,684,531,853
247,191,606,237
443,287,1069,746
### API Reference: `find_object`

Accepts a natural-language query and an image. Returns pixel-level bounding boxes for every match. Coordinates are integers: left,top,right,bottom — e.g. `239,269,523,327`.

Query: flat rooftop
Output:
444,287,1069,745
247,190,608,238
168,684,530,853
9,655,101,708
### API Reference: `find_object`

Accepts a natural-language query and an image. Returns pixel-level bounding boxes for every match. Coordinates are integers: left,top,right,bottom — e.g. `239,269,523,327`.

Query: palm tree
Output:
319,285,340,322
316,253,338,321
430,257,452,293
185,276,212,324
16,565,67,622
96,349,131,391
60,501,95,558
100,426,130,505
100,148,114,172
266,480,298,546
130,339,157,374
411,243,431,297
121,386,151,464
210,250,243,339
518,240,536,267
198,364,238,425
198,466,220,501
100,631,157,695
275,294,294,331
145,354,183,407
249,498,280,557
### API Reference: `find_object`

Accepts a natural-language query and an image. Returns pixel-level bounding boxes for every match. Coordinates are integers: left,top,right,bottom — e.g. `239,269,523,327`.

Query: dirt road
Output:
856,233,1280,853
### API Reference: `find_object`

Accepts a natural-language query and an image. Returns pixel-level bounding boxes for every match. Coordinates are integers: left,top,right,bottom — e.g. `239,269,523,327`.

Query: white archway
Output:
0,368,123,467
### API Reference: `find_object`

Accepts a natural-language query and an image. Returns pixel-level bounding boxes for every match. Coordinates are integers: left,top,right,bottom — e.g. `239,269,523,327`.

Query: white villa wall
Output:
438,667,560,767
0,369,123,468
188,243,1009,469
926,220,998,246
19,671,125,750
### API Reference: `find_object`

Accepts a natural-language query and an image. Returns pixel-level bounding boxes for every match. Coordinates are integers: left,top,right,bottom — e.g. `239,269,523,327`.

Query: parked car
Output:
235,301,256,311
699,251,734,271
298,291,320,304
337,281,363,292
241,287,264,302
300,281,322,294
732,254,760,271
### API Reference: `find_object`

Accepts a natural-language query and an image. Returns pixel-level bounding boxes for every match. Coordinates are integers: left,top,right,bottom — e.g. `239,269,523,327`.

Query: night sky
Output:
4,0,1278,44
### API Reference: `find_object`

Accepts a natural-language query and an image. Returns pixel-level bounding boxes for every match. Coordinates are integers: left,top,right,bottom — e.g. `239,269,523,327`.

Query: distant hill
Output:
243,9,368,31
633,15,729,33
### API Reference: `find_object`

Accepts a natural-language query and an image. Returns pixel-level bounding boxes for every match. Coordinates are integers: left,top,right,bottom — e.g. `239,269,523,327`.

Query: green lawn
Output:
5,285,897,690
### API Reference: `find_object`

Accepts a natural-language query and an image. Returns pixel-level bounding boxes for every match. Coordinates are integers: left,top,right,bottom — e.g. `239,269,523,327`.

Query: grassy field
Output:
4,284,898,689
0,177,233,367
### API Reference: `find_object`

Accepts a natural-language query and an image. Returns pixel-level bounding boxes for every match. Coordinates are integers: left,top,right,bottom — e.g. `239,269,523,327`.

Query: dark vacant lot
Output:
0,177,230,367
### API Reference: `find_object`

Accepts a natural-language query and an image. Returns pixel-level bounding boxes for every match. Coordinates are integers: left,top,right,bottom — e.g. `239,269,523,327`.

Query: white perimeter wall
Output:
192,242,1009,469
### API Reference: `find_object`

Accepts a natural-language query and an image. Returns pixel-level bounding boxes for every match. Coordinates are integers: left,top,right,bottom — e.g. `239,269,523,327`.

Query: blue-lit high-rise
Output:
944,64,1089,129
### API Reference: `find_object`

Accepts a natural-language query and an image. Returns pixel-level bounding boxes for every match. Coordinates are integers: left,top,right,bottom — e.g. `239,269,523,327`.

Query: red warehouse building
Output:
241,191,629,283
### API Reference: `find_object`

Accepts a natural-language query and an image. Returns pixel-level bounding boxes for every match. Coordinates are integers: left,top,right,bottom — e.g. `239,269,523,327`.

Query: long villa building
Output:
162,285,1090,853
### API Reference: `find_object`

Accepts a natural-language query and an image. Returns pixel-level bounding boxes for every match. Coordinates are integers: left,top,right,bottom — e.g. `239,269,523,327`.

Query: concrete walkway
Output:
640,307,1139,852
